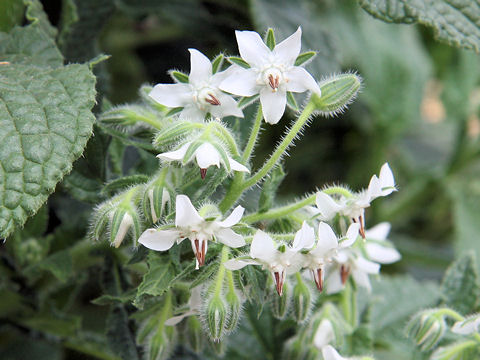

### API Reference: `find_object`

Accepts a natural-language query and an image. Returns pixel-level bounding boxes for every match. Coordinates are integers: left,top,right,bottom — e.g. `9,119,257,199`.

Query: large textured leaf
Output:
358,0,480,52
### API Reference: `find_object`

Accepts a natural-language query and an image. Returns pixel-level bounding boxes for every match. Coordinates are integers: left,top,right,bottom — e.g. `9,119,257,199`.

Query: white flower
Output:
150,49,243,121
157,140,249,179
322,345,349,360
295,221,359,292
139,195,245,269
165,286,203,326
224,229,305,295
451,314,480,335
316,163,396,237
314,319,335,349
324,222,400,294
219,27,320,124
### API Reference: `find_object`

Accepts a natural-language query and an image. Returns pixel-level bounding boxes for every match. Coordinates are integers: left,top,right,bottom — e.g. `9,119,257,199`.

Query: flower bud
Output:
205,295,227,341
271,280,290,319
109,206,141,248
185,315,204,353
293,278,313,323
406,310,447,351
143,184,171,223
224,287,242,332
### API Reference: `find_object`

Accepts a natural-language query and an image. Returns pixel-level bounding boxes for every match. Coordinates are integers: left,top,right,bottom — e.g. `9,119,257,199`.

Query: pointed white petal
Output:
217,205,245,228
317,222,339,251
292,221,315,250
219,67,259,97
452,317,480,335
235,30,270,67
285,66,320,94
321,345,346,360
315,192,341,220
188,48,212,86
325,268,344,294
210,92,244,118
157,142,190,162
341,223,360,248
365,222,391,240
175,194,203,227
351,269,372,291
179,104,205,122
195,142,220,169
216,228,245,248
365,243,401,264
274,27,302,66
355,257,380,274
149,83,191,107
138,228,179,251
367,174,382,200
260,87,287,124
379,162,396,195
228,157,250,173
313,319,335,349
250,230,276,262
224,258,260,270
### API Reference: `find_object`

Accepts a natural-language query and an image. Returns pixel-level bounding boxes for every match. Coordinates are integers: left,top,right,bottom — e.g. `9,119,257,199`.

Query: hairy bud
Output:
293,277,313,323
271,280,290,319
406,309,447,351
205,295,227,341
185,316,204,353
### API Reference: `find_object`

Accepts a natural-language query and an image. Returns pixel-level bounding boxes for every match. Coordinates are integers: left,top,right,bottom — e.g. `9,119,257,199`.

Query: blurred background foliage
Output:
1,0,480,359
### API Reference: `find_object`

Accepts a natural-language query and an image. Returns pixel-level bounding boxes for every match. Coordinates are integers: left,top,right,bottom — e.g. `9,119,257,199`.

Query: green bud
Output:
271,280,290,319
185,316,204,354
209,338,226,356
224,288,242,332
205,295,227,341
153,121,203,150
406,310,447,351
311,73,361,116
143,185,171,224
89,201,114,241
293,278,312,323
99,105,160,127
109,205,141,248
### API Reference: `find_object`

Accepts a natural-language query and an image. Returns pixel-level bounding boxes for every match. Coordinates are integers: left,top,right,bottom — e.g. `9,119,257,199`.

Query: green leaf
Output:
358,0,480,52
20,310,81,337
31,249,73,283
134,253,176,308
106,305,140,360
211,53,224,74
294,51,316,66
91,290,136,306
440,252,480,314
311,73,361,115
228,56,250,69
169,70,189,83
265,28,276,50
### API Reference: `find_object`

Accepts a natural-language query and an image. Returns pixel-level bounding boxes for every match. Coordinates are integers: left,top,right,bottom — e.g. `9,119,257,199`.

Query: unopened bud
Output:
293,278,312,323
406,310,446,351
143,185,171,223
224,287,242,332
109,207,141,248
185,316,204,353
205,296,227,341
271,280,290,319
209,338,226,356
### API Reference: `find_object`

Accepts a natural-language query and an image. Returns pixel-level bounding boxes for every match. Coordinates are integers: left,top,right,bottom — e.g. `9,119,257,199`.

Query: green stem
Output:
242,105,263,162
134,113,164,130
436,308,464,322
324,186,354,198
243,194,316,223
340,281,357,327
214,246,230,297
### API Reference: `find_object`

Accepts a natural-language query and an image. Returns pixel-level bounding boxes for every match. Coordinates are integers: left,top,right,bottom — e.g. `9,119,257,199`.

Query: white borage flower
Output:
313,319,335,349
150,49,243,121
224,229,307,296
295,221,360,292
364,222,401,264
315,163,396,238
139,195,245,269
157,140,249,179
451,314,480,335
164,286,203,326
321,345,350,360
219,27,321,124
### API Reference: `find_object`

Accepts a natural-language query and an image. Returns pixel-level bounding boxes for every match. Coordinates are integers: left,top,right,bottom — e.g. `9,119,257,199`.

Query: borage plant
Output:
92,27,398,359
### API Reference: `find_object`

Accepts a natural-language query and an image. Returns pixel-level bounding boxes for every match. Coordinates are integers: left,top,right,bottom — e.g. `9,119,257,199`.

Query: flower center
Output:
196,86,221,109
261,67,283,92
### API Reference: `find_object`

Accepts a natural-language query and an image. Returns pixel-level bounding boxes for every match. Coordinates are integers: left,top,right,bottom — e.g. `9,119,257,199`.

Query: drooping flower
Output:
165,286,203,326
224,229,307,295
451,314,480,335
150,49,243,121
313,319,335,349
139,195,245,269
157,140,249,179
219,27,320,124
324,222,400,294
296,221,359,292
315,163,396,237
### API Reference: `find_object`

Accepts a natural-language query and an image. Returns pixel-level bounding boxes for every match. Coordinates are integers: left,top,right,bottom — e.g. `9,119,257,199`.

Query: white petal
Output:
365,243,401,264
217,205,245,228
325,268,344,294
351,269,372,291
250,230,276,262
138,228,179,251
157,142,190,162
292,221,315,250
164,311,196,326
228,157,250,173
179,104,205,122
235,30,270,68
317,222,339,252
219,66,259,97
188,49,212,86
315,192,341,220
189,286,203,309
452,317,480,335
365,222,391,240
260,87,287,124
341,223,360,248
195,142,220,169
285,66,320,94
355,257,380,274
313,319,335,349
322,345,346,360
379,162,396,195
216,228,245,248
210,92,244,118
175,195,203,227
274,27,302,66
149,83,191,107
224,258,260,270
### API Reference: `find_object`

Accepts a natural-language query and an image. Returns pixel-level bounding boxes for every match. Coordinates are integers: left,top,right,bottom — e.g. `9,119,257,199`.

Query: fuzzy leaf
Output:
106,305,140,360
358,0,480,52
